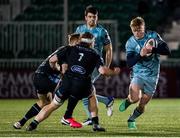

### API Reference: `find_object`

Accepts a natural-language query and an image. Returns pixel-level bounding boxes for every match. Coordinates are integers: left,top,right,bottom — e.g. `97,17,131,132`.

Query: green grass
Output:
0,99,180,137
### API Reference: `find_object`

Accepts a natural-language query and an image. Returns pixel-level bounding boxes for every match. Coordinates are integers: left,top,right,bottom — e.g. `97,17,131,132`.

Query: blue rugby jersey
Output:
75,24,111,57
75,24,111,82
125,31,161,78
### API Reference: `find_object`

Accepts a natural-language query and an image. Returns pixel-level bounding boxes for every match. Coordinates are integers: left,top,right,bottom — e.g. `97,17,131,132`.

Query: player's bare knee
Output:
131,98,139,103
38,100,49,107
37,93,51,106
128,95,140,103
129,87,141,103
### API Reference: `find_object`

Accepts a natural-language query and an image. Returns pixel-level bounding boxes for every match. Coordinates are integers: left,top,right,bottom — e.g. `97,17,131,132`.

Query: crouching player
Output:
13,33,81,129
26,32,120,132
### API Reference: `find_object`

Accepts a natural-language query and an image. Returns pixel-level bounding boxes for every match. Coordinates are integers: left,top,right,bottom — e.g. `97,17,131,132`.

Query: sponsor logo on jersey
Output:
71,65,86,74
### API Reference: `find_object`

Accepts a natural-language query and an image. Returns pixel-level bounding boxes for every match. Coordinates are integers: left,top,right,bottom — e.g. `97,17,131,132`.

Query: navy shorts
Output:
33,73,58,94
55,75,93,101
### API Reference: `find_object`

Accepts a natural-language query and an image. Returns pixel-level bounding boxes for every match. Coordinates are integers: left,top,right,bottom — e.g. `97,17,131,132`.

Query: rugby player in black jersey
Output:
26,32,120,132
13,33,81,129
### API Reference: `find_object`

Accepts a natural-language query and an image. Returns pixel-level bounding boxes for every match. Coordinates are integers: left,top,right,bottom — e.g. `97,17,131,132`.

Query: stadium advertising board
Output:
0,68,179,98
0,70,36,98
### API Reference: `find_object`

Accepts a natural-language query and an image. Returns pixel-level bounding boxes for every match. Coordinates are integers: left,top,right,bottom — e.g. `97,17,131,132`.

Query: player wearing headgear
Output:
26,32,120,132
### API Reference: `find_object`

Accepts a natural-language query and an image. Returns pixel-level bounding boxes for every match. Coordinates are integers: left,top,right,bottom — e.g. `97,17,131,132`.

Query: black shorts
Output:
55,75,93,100
33,73,58,94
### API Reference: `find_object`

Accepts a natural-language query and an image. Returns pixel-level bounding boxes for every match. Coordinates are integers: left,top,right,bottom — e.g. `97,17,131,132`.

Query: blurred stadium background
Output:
0,0,180,99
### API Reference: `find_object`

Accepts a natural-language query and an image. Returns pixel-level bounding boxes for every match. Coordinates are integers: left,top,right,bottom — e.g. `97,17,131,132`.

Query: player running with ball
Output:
119,16,171,129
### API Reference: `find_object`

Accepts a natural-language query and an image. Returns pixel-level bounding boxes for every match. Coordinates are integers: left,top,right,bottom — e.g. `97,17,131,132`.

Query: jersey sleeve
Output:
125,38,141,68
56,46,70,64
125,38,136,55
96,55,104,69
101,29,112,46
151,32,171,55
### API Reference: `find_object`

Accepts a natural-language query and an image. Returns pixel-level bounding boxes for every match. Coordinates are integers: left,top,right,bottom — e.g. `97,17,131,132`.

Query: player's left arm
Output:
103,29,113,67
152,36,171,55
104,43,112,67
98,66,120,76
147,34,171,55
96,54,120,76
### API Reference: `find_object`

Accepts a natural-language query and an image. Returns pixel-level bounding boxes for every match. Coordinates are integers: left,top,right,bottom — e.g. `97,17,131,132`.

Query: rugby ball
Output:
144,38,156,57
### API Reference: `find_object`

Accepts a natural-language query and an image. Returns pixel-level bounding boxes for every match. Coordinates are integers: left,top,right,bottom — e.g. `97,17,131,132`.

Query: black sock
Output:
19,103,41,126
128,107,143,122
125,99,131,107
29,119,39,128
92,116,99,125
64,96,79,119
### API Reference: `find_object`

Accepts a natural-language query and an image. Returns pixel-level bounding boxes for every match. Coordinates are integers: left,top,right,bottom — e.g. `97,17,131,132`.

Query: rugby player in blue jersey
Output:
119,16,171,129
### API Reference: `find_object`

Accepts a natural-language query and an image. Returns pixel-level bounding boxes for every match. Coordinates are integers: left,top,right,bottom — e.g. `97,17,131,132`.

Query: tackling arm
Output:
98,66,120,76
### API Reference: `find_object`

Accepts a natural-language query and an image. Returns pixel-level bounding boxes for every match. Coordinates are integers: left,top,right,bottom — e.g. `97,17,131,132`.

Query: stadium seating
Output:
13,0,169,43
6,0,172,60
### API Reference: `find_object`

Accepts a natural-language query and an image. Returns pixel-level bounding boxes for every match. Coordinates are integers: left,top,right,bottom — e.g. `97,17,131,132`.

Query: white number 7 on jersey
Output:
78,53,84,61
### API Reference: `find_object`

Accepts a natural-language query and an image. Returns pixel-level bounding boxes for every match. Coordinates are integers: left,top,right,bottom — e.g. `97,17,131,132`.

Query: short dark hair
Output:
85,5,98,16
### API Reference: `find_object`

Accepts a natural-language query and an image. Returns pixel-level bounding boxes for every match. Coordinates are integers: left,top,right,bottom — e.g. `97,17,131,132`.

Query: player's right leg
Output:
26,93,66,131
58,76,83,128
26,98,61,131
61,96,82,128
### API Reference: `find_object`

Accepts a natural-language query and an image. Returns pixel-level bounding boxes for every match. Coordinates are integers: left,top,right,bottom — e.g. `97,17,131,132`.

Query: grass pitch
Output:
0,99,180,137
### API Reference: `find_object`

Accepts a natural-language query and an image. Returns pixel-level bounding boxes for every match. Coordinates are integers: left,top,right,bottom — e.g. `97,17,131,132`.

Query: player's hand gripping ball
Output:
144,38,156,57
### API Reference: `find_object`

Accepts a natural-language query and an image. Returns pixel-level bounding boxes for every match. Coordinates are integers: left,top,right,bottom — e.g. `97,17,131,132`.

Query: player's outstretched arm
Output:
98,66,120,76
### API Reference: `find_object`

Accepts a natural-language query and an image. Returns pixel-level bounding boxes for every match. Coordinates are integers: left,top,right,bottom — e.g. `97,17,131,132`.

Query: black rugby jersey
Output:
56,44,104,79
35,46,67,75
